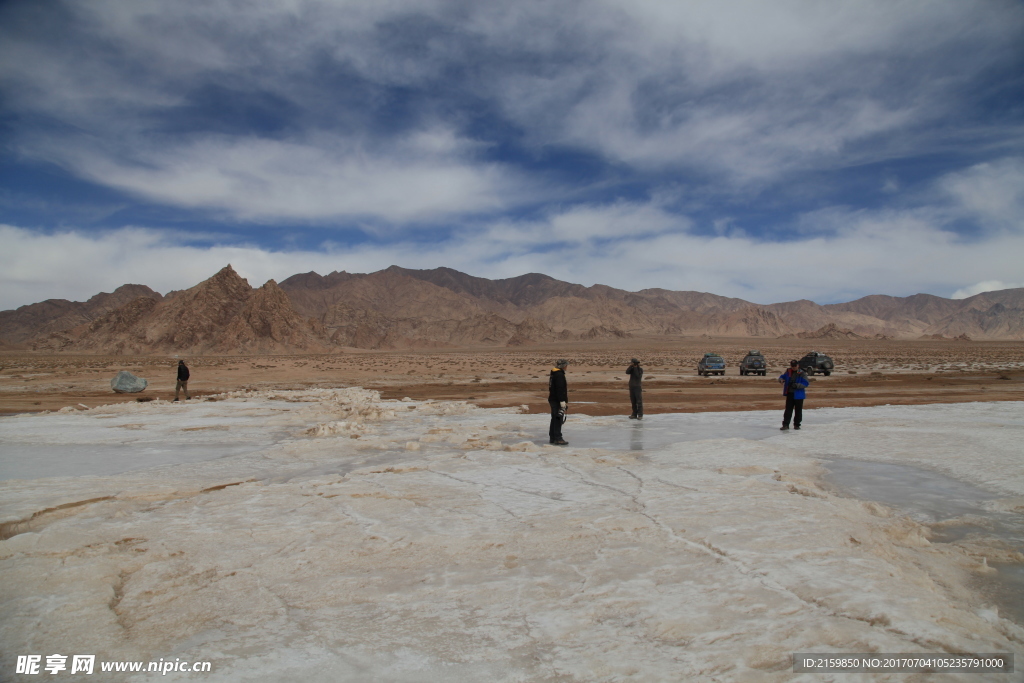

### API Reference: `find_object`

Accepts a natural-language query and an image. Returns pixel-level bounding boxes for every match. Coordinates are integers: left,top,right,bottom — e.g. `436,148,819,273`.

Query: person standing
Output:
174,359,191,401
778,359,808,430
548,359,569,445
626,357,644,419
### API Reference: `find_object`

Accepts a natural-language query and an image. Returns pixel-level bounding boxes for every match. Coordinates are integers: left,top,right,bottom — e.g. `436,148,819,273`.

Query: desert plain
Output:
3,337,1024,680
2,337,1022,416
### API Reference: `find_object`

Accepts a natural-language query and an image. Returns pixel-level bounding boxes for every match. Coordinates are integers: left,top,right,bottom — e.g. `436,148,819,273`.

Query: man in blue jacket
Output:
778,359,809,430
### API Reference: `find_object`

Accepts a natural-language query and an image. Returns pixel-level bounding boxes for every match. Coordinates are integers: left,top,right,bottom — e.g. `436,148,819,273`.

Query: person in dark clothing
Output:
175,360,191,401
626,357,643,419
548,359,569,445
777,359,809,430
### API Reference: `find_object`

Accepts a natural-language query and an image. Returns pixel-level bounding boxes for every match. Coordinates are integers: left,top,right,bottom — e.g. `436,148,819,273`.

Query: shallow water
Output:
821,457,1024,625
820,458,994,525
557,410,831,450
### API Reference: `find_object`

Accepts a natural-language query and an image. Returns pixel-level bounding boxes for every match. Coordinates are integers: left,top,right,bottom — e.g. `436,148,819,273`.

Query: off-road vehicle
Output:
697,352,726,376
799,351,834,376
739,350,767,376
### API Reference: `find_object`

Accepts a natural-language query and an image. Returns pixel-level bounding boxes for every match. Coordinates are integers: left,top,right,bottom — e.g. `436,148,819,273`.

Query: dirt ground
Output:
1,337,1022,416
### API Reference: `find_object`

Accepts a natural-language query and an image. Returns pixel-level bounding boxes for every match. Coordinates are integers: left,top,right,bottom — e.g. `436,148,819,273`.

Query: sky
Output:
1,0,1023,311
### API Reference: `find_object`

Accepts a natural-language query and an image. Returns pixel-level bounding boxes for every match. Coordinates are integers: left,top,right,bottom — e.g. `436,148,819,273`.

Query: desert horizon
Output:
3,336,1022,416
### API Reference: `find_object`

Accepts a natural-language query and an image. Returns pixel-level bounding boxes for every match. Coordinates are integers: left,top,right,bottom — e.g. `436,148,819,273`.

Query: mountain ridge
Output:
4,266,1023,353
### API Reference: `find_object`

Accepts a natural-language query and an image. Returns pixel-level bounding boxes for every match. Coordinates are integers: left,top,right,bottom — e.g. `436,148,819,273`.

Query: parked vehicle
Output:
739,350,767,376
799,351,834,376
698,352,726,376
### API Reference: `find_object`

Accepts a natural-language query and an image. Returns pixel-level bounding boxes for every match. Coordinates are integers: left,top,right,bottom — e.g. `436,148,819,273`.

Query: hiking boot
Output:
794,425,801,430
780,425,789,430
552,439,569,446
629,415,637,419
637,415,643,420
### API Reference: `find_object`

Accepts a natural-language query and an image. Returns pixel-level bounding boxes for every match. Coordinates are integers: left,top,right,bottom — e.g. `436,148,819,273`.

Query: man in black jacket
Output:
548,359,569,445
174,360,191,401
626,357,643,419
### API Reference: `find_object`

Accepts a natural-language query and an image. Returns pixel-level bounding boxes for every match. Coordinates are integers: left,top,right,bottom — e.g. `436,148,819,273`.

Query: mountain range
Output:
2,265,1022,353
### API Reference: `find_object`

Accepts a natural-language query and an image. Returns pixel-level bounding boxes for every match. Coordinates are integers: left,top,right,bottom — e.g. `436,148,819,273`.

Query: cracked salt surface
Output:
1,391,1023,681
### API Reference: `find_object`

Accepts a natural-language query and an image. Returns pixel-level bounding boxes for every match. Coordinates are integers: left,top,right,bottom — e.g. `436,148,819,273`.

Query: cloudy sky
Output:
1,0,1023,310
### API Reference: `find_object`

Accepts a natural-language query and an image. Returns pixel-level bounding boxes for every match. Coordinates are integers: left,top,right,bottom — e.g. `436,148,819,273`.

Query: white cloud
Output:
3,0,1021,220
0,224,400,310
22,131,526,224
465,204,1024,304
940,158,1024,232
479,201,687,245
598,0,1005,73
951,281,1024,299
483,0,1020,181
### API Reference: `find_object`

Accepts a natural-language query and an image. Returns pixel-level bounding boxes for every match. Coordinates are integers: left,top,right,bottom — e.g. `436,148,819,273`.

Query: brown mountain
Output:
0,284,162,345
212,279,332,354
826,293,961,324
797,323,866,340
279,267,742,339
30,266,331,354
707,306,795,337
5,267,1024,354
925,302,1024,339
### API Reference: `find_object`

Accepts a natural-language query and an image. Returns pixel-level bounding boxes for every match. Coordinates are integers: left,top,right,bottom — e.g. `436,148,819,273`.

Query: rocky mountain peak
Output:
212,278,330,353
203,264,249,292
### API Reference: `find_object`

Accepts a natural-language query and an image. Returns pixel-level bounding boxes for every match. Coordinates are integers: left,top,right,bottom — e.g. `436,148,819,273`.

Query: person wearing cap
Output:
777,359,809,430
548,359,569,445
625,357,644,419
174,359,191,401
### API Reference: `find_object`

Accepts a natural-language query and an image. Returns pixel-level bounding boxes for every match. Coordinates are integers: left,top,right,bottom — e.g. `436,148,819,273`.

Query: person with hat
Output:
777,359,809,430
625,357,644,419
548,359,569,445
174,359,191,401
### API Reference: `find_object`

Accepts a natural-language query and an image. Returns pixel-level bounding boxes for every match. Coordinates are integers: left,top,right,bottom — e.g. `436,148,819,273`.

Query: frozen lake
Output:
1,390,1022,681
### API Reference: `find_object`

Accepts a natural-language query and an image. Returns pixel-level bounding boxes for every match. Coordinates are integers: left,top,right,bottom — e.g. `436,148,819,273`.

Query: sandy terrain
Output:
1,337,1022,416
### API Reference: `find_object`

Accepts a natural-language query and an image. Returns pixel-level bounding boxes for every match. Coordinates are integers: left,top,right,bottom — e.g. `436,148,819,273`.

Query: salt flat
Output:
1,391,1022,681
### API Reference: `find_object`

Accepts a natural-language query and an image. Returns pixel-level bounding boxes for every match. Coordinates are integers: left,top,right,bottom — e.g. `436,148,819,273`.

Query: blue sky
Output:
1,0,1023,310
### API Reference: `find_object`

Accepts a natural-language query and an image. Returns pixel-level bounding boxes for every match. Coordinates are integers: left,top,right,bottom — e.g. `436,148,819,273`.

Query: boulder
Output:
111,370,148,393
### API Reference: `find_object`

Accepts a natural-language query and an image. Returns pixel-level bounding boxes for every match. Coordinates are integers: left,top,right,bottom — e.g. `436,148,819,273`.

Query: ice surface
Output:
1,391,1022,681
822,458,995,525
821,458,1024,626
1,398,294,481
559,410,822,451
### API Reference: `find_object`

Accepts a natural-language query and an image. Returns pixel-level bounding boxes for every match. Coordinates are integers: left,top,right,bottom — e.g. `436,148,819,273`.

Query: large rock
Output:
111,370,148,393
